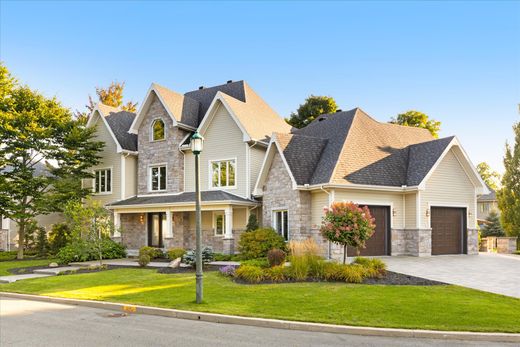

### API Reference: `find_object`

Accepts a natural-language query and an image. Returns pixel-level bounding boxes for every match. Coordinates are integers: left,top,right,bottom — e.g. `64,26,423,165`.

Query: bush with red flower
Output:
320,202,376,264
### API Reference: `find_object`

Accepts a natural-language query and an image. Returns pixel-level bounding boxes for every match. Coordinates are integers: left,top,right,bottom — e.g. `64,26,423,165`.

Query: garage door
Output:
431,207,466,255
348,205,390,256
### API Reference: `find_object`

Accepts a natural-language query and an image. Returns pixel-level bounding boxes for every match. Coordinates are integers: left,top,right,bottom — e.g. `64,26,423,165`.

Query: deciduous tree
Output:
0,63,104,259
286,95,337,129
390,110,441,138
476,162,501,191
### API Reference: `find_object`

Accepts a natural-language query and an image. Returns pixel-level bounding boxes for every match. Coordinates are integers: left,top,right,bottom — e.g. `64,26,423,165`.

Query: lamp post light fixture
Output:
190,131,204,304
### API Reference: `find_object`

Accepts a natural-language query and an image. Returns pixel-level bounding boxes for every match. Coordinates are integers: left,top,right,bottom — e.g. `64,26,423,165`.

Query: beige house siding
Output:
184,103,248,198
86,118,122,206
137,93,189,195
311,191,329,227
249,146,266,197
421,149,477,229
405,193,416,229
124,155,137,199
333,190,404,229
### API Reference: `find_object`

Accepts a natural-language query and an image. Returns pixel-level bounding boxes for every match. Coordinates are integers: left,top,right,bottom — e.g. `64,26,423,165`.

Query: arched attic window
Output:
151,119,165,141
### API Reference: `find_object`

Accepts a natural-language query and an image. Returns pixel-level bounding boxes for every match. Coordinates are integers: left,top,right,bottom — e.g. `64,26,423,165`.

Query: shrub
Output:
245,213,259,232
238,228,286,260
214,253,232,261
323,262,346,281
182,247,214,267
235,265,264,283
57,239,126,264
287,238,323,281
264,265,286,282
309,259,327,279
353,257,387,278
139,246,164,260
138,253,150,267
48,223,72,254
267,248,286,267
241,258,269,268
35,226,49,257
341,265,365,283
320,202,376,263
0,251,18,261
219,265,236,277
167,248,185,260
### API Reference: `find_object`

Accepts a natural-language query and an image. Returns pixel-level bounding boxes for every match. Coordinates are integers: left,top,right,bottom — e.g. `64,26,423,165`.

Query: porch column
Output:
113,212,121,238
164,210,173,238
224,206,233,239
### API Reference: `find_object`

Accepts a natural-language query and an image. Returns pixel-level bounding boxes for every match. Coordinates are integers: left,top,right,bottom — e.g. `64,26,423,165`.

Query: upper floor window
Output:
211,159,236,188
150,165,167,191
94,168,112,194
151,119,165,141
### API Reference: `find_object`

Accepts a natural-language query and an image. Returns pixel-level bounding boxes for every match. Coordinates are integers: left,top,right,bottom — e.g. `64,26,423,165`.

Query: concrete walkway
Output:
384,253,520,298
0,273,53,283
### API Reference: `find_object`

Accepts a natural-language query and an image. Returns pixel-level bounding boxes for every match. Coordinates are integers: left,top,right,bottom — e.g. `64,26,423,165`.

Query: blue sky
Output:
1,1,519,173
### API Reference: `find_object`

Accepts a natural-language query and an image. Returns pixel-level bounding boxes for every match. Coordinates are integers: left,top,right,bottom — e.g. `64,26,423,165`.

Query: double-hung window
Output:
273,210,288,241
94,168,112,194
211,159,236,188
150,165,167,191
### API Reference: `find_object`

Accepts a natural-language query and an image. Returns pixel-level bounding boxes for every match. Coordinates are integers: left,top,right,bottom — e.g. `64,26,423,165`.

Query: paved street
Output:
384,253,520,298
0,297,515,347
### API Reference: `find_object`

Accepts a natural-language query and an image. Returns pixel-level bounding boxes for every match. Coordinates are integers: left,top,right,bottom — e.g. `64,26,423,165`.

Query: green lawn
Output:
1,268,519,332
0,259,57,276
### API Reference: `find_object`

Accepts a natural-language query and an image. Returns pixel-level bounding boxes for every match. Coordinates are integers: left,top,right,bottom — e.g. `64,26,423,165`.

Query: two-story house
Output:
87,80,488,259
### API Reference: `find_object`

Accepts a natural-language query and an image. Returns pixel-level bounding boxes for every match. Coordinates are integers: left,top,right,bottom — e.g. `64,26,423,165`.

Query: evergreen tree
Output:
481,211,505,237
246,213,259,232
497,121,520,238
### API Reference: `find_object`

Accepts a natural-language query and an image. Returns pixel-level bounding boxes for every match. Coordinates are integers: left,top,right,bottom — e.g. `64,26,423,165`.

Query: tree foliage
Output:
390,110,441,138
476,162,501,191
75,81,138,124
481,211,505,237
0,63,104,259
497,121,520,237
320,202,376,264
286,95,338,129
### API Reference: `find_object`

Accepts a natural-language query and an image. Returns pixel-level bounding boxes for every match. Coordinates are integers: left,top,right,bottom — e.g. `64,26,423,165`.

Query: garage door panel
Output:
347,206,390,256
431,207,465,255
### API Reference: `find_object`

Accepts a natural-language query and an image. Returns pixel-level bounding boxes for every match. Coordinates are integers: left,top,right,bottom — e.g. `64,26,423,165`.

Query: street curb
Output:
1,292,519,343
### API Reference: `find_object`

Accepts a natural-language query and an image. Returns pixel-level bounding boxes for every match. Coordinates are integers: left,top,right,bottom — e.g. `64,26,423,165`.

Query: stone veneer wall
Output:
137,94,189,195
0,229,7,251
120,213,146,249
262,152,328,256
467,228,479,255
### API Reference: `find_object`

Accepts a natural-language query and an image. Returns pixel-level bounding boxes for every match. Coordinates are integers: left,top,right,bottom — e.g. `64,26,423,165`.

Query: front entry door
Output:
148,212,165,248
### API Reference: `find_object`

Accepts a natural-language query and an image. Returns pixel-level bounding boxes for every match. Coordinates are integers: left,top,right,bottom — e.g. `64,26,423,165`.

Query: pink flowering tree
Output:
320,202,376,264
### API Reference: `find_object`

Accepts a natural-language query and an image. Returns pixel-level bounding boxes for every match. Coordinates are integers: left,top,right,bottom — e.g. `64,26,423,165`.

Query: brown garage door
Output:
431,207,465,255
348,205,390,256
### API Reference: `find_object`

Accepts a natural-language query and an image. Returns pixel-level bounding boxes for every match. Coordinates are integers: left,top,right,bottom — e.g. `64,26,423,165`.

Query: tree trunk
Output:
343,244,347,264
17,220,25,260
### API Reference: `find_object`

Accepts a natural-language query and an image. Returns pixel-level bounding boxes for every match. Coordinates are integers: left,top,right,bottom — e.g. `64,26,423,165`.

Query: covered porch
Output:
108,191,260,254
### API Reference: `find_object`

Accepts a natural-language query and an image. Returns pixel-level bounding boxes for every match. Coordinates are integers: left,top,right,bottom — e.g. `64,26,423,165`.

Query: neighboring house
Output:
477,188,500,225
86,80,488,259
0,162,64,251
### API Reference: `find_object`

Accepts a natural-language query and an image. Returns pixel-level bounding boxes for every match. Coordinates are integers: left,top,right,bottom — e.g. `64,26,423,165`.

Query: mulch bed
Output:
157,265,221,274
232,271,446,286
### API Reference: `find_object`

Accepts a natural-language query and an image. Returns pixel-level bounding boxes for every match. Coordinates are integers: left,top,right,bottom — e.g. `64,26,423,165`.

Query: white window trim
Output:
212,211,225,237
92,167,113,195
272,208,289,241
208,158,237,190
148,163,168,192
149,118,166,142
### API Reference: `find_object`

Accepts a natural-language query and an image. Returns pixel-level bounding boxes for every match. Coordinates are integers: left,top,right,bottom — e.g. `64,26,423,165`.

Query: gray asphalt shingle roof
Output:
104,111,138,152
275,108,453,187
478,188,497,201
108,190,255,207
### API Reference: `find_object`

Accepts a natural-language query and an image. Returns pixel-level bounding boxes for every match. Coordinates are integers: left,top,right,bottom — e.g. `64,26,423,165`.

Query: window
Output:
211,160,236,188
273,210,288,241
150,165,167,191
151,119,165,141
94,169,111,194
213,212,225,236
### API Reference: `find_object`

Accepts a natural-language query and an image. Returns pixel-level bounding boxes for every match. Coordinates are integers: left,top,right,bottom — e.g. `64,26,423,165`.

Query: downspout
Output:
320,185,332,259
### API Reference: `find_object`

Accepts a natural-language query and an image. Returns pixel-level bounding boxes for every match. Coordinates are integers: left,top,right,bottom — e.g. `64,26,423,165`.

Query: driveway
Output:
384,253,520,298
0,297,513,347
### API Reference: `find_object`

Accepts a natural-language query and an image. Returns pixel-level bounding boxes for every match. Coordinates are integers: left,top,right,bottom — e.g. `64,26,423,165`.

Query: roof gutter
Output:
297,183,420,193
120,150,138,156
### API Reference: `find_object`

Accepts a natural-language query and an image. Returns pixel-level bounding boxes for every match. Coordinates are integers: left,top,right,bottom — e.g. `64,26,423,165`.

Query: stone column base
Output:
467,229,479,255
222,238,235,255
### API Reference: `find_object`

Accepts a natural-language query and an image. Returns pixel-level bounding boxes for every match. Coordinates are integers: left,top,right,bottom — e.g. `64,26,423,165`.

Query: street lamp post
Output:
190,131,204,304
